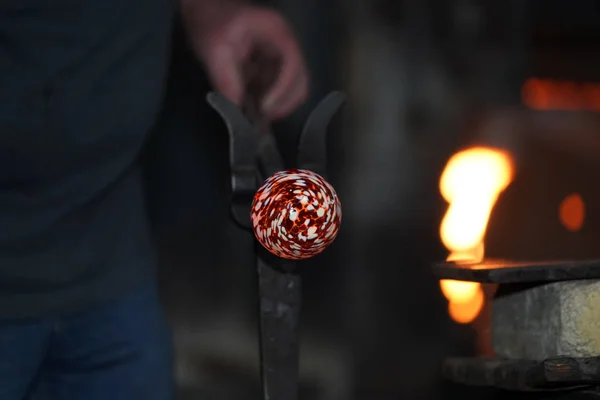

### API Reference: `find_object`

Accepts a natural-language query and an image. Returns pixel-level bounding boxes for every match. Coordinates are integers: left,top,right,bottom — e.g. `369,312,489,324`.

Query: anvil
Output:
434,259,600,397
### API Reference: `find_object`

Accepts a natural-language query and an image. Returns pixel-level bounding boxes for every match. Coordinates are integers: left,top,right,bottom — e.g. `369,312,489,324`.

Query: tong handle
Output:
243,52,279,131
243,53,286,180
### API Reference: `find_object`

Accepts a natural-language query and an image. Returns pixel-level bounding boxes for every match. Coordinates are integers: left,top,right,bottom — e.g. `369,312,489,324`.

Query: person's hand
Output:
182,1,309,120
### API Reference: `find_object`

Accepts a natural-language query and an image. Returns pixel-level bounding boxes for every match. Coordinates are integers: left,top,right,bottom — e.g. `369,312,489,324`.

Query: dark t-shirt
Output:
0,0,174,317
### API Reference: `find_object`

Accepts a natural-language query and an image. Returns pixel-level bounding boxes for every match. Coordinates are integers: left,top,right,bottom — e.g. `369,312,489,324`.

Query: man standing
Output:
0,0,308,398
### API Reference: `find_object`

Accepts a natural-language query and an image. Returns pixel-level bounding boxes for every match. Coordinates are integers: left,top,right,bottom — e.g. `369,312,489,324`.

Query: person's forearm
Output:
180,0,245,31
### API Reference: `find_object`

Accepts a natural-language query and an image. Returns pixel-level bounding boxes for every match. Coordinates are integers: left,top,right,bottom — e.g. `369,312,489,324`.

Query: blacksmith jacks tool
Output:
207,85,345,399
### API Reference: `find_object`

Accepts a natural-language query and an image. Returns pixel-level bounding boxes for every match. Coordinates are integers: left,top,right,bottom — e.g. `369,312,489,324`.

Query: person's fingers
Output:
198,7,309,115
267,67,309,120
203,41,244,105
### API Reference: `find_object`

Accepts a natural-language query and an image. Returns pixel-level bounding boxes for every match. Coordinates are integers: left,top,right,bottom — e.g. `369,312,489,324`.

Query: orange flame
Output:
439,147,514,323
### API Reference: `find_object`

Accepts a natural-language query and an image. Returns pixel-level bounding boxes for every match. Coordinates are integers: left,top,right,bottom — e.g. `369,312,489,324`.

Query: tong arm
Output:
207,92,259,229
297,91,346,178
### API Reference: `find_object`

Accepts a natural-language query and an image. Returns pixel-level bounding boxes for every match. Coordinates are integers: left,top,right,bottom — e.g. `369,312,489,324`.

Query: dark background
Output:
143,0,600,398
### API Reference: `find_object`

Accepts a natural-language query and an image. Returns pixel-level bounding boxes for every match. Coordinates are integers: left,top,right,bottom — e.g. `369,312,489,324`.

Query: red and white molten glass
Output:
251,169,342,260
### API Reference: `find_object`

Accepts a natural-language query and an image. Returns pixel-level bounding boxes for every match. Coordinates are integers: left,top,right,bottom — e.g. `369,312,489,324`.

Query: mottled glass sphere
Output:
251,169,342,260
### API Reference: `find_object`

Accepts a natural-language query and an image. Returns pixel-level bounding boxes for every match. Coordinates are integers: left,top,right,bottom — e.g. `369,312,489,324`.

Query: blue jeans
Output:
0,284,174,400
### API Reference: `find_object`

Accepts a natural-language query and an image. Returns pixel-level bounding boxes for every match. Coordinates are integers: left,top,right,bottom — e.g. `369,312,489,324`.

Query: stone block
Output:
492,279,600,360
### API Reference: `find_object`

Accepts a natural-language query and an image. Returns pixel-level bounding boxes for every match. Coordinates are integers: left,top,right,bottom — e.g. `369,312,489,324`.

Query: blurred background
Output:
143,0,600,398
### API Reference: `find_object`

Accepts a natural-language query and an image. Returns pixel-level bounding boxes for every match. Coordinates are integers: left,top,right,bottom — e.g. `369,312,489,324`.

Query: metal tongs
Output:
207,71,345,399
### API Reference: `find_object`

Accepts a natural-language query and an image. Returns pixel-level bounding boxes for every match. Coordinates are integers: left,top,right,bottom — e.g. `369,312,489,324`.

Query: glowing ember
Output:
559,193,585,232
438,147,514,323
522,78,600,112
251,169,342,260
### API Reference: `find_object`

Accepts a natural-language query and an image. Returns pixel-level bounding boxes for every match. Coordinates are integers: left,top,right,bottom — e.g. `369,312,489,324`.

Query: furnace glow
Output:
439,147,514,324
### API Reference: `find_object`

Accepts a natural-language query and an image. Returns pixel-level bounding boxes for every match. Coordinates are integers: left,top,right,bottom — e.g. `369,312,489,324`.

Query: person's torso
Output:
0,0,174,317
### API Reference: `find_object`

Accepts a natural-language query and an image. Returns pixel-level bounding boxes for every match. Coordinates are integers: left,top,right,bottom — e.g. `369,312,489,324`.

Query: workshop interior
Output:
144,0,600,398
